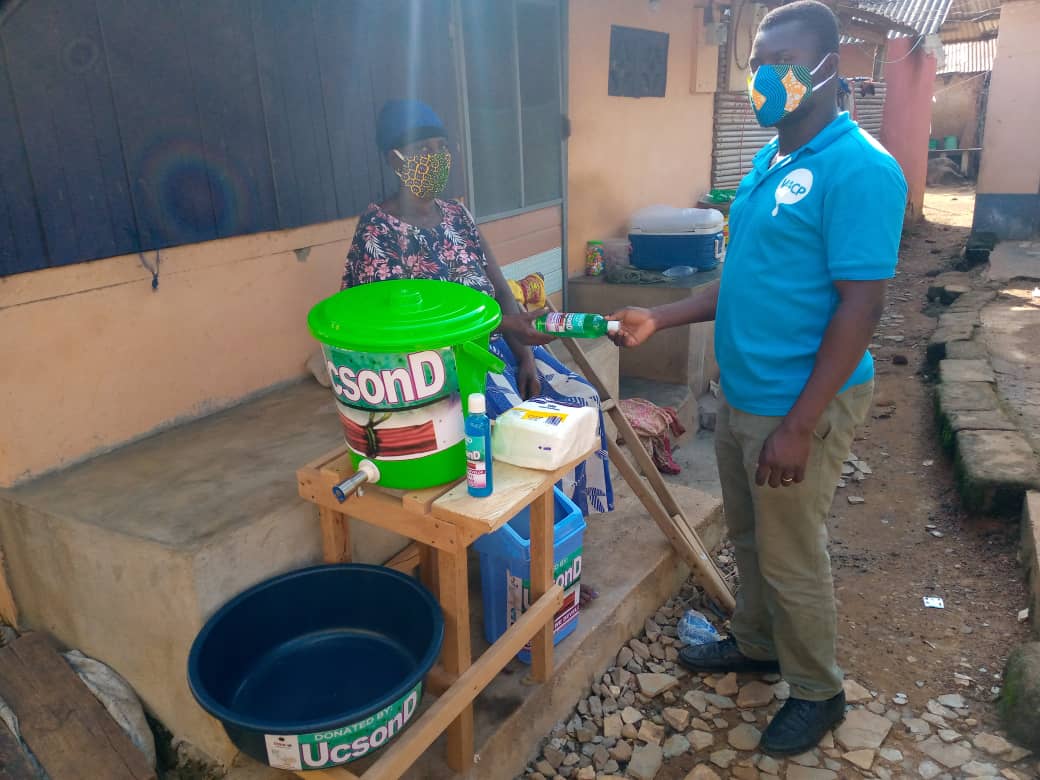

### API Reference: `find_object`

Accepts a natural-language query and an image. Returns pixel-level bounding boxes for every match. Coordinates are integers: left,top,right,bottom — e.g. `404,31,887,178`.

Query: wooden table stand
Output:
295,445,594,779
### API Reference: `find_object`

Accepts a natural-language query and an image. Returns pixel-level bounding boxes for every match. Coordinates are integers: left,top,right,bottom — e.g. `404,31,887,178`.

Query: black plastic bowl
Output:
188,564,443,770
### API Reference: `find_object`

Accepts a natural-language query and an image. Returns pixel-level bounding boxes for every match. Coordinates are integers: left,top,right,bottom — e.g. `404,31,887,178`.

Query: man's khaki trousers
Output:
715,380,873,700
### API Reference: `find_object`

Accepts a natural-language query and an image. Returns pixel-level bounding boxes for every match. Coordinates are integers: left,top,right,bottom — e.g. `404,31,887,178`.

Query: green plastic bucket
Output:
943,135,958,150
308,280,504,489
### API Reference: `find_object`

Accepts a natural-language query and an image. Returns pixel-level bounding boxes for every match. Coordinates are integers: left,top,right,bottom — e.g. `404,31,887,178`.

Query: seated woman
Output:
340,99,613,517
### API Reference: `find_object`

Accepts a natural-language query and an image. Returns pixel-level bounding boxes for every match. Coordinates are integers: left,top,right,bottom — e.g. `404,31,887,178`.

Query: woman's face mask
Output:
747,53,835,127
393,149,452,200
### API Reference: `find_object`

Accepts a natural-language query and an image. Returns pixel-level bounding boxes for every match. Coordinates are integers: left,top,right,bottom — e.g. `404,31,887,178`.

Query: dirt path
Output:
831,186,1030,715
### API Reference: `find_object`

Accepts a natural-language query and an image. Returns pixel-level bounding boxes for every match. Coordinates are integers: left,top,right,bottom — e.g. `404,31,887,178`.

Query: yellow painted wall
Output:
977,0,1040,196
566,0,715,279
0,221,355,486
0,200,556,488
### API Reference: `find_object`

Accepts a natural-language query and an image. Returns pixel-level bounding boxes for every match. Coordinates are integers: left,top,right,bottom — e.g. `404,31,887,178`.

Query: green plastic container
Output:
308,280,504,489
928,139,939,150
944,135,958,150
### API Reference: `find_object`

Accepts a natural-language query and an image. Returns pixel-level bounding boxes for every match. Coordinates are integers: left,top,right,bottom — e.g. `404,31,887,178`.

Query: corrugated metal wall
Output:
851,82,887,139
710,84,887,189
711,91,774,189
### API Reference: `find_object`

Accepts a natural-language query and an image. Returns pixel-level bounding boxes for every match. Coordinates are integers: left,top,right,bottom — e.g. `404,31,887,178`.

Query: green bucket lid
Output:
308,279,502,353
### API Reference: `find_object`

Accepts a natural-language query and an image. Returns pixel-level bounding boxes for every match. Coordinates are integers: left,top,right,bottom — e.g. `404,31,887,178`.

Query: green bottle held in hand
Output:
534,312,621,339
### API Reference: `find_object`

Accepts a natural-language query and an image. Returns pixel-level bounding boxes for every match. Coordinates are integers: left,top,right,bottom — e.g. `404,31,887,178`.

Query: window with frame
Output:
459,0,564,220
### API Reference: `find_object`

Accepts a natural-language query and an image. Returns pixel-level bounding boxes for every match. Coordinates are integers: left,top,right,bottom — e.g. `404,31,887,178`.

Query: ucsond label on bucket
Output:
323,346,458,411
506,549,582,648
263,683,422,769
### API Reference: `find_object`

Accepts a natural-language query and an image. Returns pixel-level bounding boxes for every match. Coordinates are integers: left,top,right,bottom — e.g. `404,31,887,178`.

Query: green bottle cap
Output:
308,279,502,353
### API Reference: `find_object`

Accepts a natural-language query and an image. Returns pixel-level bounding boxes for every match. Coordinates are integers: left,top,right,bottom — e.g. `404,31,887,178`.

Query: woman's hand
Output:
608,307,658,347
499,308,556,347
515,349,541,399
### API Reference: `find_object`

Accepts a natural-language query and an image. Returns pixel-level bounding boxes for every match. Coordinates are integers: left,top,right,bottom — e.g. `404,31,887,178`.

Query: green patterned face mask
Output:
393,150,452,200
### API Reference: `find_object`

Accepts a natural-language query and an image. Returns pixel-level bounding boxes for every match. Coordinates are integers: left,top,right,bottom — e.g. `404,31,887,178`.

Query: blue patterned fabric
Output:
484,336,614,516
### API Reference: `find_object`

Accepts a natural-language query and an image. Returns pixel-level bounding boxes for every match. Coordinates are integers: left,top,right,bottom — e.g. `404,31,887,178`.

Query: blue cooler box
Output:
629,227,724,271
474,487,585,663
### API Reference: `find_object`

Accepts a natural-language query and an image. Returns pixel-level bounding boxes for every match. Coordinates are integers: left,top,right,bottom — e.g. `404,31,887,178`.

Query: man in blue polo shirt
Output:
611,0,906,756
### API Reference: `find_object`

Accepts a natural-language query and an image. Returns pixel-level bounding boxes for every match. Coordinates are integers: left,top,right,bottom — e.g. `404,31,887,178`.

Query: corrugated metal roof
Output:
852,0,954,36
938,38,996,72
939,0,1000,42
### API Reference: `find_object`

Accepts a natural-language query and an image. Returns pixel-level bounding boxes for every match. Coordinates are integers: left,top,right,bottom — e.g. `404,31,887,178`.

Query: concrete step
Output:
0,381,394,764
2,375,725,777
227,477,724,780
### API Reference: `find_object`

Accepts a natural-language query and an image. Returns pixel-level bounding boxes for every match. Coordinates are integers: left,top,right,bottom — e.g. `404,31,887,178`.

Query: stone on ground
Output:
637,720,665,745
727,723,761,751
704,693,735,709
842,679,873,703
662,706,690,732
715,672,739,697
684,690,709,712
689,730,714,751
879,747,903,762
684,767,722,780
938,381,999,412
956,430,1040,513
603,713,623,739
637,672,678,697
918,759,943,779
622,706,644,724
709,748,737,768
663,733,690,759
937,693,967,709
611,740,633,762
789,750,820,767
737,681,774,709
786,767,838,780
962,759,1000,777
1000,642,1040,751
940,359,995,384
973,732,1012,756
919,734,974,768
945,339,988,360
756,755,780,774
945,408,1019,432
628,743,664,780
842,749,875,770
834,709,893,750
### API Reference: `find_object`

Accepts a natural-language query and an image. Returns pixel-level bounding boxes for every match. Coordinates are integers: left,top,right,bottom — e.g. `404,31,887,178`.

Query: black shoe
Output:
677,637,782,674
760,692,847,756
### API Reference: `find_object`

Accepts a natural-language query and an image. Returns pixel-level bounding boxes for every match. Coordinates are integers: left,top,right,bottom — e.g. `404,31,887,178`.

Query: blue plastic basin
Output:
188,564,443,771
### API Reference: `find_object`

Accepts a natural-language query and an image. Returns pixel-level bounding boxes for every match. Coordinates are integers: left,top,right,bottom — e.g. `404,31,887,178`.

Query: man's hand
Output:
755,420,813,488
608,307,658,347
500,308,556,347
516,350,541,399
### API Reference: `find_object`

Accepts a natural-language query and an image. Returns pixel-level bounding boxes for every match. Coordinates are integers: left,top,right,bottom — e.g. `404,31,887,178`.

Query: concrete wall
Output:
880,38,938,222
0,220,352,487
975,0,1040,239
0,201,560,488
932,72,985,150
565,0,715,280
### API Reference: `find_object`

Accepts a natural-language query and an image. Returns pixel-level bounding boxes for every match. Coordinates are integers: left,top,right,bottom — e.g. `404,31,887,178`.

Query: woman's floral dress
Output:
341,199,613,515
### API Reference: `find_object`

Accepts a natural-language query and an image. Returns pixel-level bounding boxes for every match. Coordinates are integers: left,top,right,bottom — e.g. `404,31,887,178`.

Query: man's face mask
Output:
393,149,452,200
747,53,835,127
